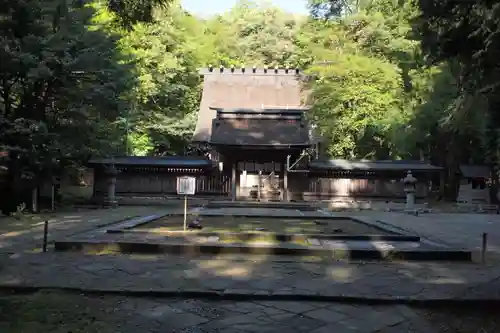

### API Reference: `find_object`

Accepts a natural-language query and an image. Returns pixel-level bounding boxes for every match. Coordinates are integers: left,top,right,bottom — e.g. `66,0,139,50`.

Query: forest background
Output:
1,0,498,202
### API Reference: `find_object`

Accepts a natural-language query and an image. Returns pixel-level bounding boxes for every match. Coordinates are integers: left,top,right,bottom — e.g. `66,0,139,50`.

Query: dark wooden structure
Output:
457,164,491,203
89,156,229,199
90,66,443,202
193,66,319,201
209,107,315,201
303,160,442,200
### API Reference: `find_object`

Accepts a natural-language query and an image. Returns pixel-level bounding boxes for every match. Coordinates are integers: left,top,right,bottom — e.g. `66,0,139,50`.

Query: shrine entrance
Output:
237,160,283,201
216,147,302,202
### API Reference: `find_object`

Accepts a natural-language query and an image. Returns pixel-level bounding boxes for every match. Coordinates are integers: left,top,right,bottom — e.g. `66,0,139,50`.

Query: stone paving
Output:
1,205,500,332
1,291,445,333
0,206,174,253
346,211,500,253
112,298,436,333
0,252,499,301
1,205,500,302
190,206,500,255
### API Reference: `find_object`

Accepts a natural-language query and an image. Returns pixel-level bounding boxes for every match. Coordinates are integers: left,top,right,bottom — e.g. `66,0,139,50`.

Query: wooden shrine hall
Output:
191,66,443,201
89,66,443,202
192,66,318,201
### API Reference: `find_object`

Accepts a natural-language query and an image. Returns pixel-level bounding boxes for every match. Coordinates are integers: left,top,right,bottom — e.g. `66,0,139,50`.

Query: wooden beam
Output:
283,162,288,202
231,161,236,201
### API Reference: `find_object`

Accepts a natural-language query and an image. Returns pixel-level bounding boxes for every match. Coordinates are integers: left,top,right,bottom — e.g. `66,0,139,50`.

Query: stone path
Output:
1,290,449,333
1,206,500,302
1,252,499,301
346,211,500,253
191,206,500,254
0,206,174,253
1,206,500,332
106,297,438,333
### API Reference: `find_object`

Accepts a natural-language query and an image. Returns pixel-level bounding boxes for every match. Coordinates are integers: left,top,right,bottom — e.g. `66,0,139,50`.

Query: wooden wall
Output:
94,167,231,197
93,167,433,201
457,178,489,204
289,175,429,201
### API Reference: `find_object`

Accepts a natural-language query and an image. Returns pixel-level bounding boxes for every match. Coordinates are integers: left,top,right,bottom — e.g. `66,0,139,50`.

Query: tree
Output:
0,0,136,213
415,0,500,199
307,53,404,159
198,0,305,67
107,0,173,27
120,4,203,155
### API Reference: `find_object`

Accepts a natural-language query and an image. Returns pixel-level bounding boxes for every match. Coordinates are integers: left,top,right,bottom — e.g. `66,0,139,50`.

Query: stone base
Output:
103,200,118,208
53,239,473,262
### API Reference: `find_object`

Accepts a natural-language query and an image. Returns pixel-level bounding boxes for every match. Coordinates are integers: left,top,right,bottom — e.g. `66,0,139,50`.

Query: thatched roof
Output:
193,67,309,143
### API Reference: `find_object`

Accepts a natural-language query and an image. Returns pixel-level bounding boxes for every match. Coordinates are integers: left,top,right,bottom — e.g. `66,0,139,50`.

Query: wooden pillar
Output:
236,167,241,200
231,161,237,201
92,170,96,198
283,162,289,202
440,171,445,199
258,170,262,202
31,187,38,213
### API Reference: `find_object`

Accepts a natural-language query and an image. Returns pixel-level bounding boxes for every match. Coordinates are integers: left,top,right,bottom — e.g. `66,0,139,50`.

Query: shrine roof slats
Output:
198,66,306,76
459,164,490,178
193,67,309,142
309,160,443,172
88,156,213,168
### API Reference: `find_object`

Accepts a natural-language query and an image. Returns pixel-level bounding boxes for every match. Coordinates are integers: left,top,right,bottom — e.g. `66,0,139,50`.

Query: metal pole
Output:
183,195,187,231
42,221,48,252
481,232,488,264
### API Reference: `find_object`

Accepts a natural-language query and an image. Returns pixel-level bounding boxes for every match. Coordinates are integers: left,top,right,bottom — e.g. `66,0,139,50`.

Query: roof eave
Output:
209,143,312,149
309,165,443,172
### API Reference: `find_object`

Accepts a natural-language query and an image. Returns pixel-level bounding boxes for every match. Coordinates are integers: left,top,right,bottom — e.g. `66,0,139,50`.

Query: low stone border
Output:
0,285,497,305
106,213,171,232
105,212,410,238
110,229,420,243
53,239,473,262
205,201,319,211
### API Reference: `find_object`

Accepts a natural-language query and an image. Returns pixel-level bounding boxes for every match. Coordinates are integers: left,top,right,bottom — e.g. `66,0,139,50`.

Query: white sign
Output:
177,176,196,195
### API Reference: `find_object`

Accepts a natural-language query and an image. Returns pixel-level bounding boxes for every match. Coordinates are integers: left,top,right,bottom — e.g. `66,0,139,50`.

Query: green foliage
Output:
301,0,493,199
120,4,202,155
107,0,173,27
198,1,305,67
0,0,134,173
1,0,498,204
413,0,500,198
0,0,169,212
307,54,404,158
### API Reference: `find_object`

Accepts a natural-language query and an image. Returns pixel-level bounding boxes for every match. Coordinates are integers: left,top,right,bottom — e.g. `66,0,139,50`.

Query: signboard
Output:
177,176,196,195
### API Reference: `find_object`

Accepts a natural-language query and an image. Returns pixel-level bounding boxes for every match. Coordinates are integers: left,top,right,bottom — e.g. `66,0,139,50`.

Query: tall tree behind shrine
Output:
304,0,494,199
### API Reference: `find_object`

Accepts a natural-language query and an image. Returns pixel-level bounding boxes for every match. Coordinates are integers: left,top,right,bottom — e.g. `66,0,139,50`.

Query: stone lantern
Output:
103,164,118,207
402,170,417,209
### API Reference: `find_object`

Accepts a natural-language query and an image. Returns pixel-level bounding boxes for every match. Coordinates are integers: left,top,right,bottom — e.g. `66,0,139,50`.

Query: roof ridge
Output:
199,65,302,75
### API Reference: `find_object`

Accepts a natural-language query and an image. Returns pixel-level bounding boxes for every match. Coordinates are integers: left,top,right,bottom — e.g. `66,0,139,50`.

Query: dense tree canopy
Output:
1,0,498,211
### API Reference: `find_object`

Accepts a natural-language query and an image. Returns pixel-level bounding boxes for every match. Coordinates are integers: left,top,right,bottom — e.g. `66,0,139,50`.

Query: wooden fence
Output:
93,168,431,200
94,168,231,197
